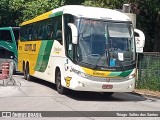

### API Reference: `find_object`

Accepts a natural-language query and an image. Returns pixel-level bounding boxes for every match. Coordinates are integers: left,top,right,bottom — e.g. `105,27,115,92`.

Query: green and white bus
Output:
0,27,19,74
18,5,145,95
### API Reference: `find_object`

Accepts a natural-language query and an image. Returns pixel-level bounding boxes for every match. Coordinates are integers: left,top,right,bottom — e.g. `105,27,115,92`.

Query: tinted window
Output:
0,30,12,42
20,16,62,41
13,29,20,41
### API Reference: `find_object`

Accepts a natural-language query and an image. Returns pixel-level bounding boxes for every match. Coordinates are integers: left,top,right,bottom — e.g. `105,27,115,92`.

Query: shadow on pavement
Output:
30,77,147,102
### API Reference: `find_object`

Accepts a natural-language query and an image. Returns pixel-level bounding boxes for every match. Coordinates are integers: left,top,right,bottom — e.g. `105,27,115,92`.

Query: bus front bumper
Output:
63,76,135,92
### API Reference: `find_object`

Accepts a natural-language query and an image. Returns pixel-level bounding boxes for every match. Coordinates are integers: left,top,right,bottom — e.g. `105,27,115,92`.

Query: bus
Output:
18,5,145,95
0,27,19,74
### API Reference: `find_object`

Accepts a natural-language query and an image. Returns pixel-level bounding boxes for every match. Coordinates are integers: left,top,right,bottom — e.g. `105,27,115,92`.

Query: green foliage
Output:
130,0,160,51
20,0,65,23
82,0,129,9
137,56,160,91
0,0,160,51
64,0,85,5
0,0,11,26
0,0,64,26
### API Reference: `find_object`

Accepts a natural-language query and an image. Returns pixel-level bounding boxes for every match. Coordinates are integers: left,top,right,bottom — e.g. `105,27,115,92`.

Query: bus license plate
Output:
102,84,113,89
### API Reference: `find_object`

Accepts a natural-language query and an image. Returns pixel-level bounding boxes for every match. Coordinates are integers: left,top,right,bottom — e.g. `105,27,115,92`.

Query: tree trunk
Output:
153,12,160,52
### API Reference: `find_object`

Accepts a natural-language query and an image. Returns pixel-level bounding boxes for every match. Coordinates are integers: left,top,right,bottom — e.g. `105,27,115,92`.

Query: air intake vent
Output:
122,4,131,13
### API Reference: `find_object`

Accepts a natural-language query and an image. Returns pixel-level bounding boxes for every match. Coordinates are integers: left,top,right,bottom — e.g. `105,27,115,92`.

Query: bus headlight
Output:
127,73,136,79
71,68,89,78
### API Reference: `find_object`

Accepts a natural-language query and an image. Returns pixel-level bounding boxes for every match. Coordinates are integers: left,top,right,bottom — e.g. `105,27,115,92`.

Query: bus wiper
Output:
79,61,95,68
92,51,107,69
119,61,124,72
92,56,103,69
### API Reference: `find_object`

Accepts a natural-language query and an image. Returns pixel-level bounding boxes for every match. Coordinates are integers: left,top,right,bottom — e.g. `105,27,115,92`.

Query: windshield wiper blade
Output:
119,61,124,71
92,55,104,69
92,50,107,69
79,61,95,68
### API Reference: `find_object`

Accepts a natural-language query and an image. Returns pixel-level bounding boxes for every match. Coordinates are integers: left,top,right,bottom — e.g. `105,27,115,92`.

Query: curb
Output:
132,91,160,100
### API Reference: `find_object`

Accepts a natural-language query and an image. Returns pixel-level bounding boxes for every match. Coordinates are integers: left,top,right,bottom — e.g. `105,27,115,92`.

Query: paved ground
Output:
0,74,160,120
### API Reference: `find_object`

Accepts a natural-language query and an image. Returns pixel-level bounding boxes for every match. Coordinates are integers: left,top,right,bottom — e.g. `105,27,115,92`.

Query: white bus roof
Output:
22,5,131,25
53,5,131,22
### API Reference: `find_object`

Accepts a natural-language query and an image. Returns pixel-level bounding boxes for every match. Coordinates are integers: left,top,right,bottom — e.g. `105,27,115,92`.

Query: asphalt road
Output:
0,74,160,120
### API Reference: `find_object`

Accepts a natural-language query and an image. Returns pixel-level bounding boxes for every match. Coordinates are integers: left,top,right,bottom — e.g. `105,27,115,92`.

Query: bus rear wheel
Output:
56,71,67,94
26,64,32,81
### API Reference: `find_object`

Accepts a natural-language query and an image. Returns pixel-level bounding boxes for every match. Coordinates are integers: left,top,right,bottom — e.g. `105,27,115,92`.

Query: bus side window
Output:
20,26,27,41
38,22,44,39
56,30,62,44
55,16,62,44
31,23,38,40
0,30,12,42
13,28,20,48
67,28,73,59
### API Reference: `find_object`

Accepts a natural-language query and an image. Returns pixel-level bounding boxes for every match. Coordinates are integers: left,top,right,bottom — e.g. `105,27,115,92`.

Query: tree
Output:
0,0,12,26
64,0,85,5
83,0,160,52
131,0,160,52
0,0,159,52
0,0,65,26
154,12,160,52
82,0,129,9
21,0,64,22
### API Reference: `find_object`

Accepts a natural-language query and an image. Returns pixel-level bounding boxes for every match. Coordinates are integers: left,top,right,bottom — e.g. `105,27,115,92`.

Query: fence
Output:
136,52,160,91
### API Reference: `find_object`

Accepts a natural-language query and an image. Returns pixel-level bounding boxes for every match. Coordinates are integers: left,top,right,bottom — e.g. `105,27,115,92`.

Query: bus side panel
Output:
18,40,42,74
33,40,65,83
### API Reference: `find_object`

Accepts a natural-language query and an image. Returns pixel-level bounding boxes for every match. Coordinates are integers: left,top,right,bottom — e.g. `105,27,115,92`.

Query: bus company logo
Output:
93,71,105,76
19,46,22,50
54,47,62,53
24,44,36,51
106,78,111,82
65,76,72,87
2,112,11,118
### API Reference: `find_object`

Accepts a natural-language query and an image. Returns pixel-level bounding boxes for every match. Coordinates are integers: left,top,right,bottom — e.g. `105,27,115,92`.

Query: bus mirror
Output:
68,23,78,44
134,29,145,53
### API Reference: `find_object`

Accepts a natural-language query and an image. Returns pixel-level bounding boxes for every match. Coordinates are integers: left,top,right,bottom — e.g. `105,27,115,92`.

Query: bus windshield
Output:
77,19,135,68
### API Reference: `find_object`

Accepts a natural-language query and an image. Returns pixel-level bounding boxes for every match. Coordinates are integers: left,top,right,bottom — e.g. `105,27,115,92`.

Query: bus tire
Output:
13,63,16,75
56,70,67,94
103,92,114,96
26,64,32,81
23,62,27,80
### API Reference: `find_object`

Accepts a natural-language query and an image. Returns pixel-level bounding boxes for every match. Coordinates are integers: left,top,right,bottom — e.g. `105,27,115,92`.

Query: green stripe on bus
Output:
108,71,121,77
34,41,47,71
34,40,53,72
49,11,63,18
119,69,133,77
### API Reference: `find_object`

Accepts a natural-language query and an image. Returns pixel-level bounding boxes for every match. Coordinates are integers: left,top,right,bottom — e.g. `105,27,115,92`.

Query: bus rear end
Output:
0,27,19,74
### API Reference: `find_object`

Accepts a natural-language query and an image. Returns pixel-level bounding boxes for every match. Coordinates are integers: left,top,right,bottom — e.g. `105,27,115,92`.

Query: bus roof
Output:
0,27,20,30
21,5,131,26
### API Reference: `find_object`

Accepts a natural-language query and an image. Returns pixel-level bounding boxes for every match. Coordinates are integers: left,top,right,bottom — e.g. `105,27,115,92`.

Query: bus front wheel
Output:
56,71,67,94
